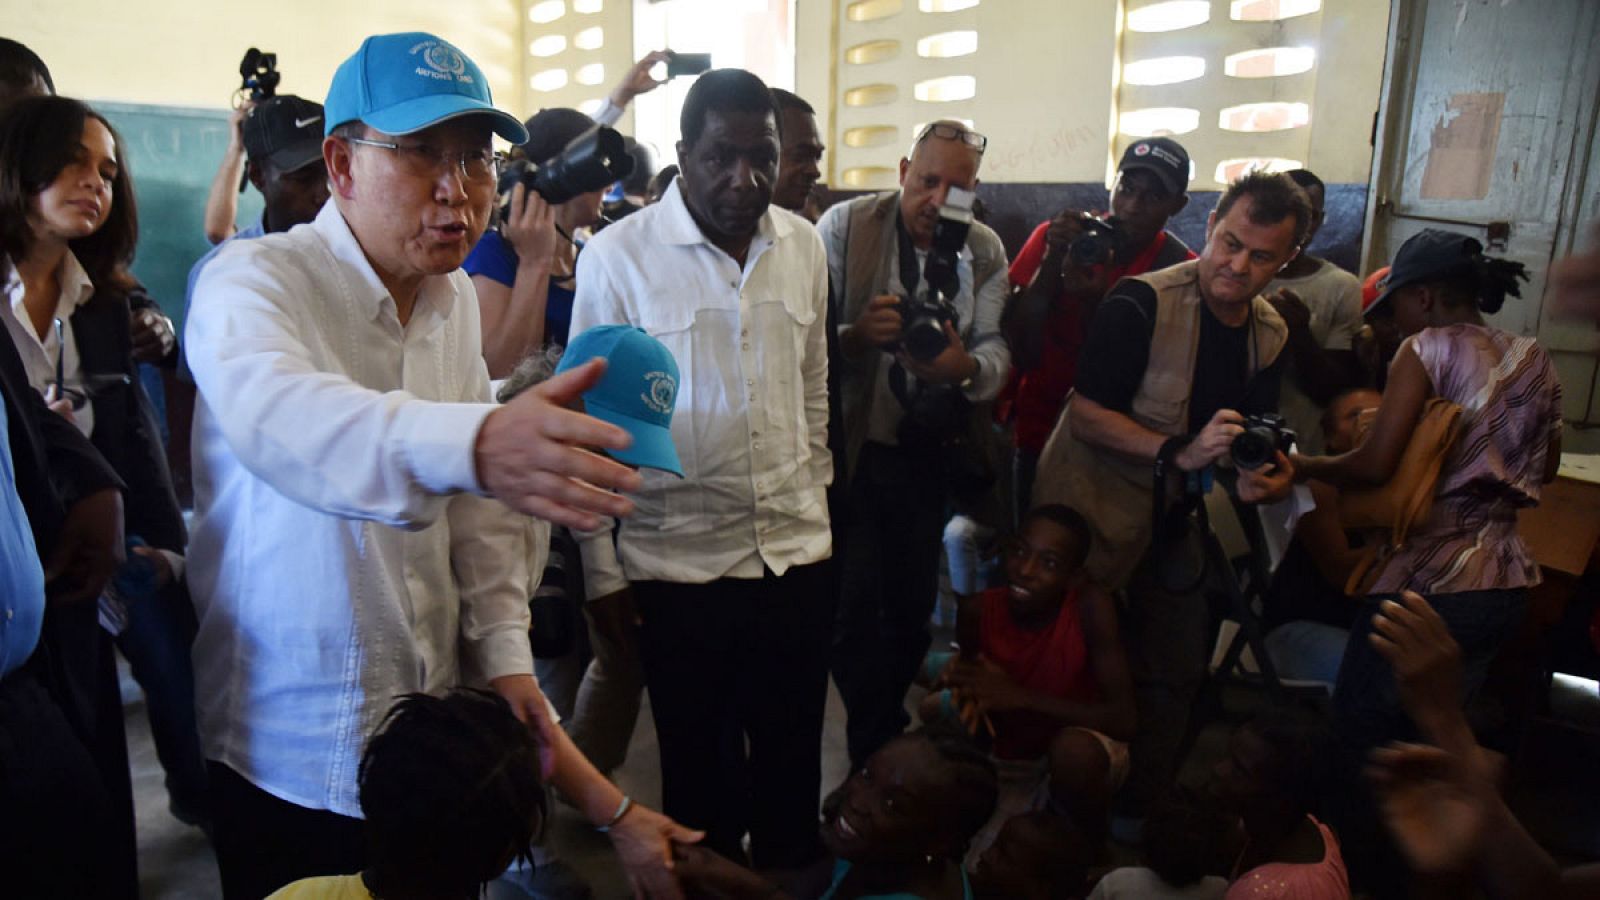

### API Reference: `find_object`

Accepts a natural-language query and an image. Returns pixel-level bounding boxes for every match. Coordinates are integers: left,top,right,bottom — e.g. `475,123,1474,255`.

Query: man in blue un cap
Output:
185,32,695,898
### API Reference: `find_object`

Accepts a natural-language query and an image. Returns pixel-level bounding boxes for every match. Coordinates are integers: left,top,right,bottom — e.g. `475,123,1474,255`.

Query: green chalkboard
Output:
96,102,265,333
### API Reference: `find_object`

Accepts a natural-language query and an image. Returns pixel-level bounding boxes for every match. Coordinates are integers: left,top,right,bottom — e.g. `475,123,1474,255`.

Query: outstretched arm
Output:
1294,337,1430,486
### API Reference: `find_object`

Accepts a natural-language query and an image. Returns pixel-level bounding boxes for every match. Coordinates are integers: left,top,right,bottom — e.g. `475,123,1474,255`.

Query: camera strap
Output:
888,210,924,411
894,210,924,300
1151,435,1210,593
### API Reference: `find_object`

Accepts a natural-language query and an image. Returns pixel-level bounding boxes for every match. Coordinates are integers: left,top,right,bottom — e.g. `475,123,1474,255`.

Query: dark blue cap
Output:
1368,228,1484,317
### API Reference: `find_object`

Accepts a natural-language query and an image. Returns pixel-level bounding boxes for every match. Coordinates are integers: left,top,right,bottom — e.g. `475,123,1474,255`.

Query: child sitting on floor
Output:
1208,708,1349,900
972,811,1094,900
1089,793,1229,900
267,689,547,900
673,728,998,900
918,505,1136,854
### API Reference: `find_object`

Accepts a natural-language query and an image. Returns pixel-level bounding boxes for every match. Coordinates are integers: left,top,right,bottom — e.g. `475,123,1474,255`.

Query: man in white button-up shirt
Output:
185,32,695,900
816,121,1012,769
570,69,833,870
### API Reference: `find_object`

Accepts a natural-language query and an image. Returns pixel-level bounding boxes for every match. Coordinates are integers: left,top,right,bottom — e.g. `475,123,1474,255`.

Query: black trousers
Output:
0,664,116,899
634,560,833,869
209,761,366,899
830,443,947,767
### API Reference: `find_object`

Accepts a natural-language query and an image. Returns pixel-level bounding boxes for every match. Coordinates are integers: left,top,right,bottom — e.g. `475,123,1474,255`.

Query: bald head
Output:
899,119,984,248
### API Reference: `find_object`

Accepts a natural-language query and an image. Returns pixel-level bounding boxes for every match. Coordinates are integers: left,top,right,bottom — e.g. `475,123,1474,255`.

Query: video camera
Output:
239,48,279,101
497,125,634,215
1230,413,1296,471
896,185,976,362
1067,214,1123,267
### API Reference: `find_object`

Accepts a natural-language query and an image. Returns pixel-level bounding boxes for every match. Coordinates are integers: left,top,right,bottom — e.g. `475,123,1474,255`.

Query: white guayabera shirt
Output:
186,202,541,817
570,178,833,596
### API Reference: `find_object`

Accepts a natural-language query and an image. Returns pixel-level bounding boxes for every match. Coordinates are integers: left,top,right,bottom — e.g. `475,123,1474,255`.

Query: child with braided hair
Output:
268,689,548,900
673,728,999,900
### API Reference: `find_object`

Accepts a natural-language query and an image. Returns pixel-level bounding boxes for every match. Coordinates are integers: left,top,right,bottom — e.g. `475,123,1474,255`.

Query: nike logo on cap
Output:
294,116,322,129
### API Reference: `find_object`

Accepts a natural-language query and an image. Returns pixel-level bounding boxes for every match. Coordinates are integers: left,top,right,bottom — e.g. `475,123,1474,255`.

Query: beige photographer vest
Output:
1033,260,1287,589
835,190,1008,484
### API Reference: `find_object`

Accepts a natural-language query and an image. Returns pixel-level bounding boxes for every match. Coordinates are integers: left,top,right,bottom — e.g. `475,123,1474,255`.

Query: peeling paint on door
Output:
1420,92,1504,200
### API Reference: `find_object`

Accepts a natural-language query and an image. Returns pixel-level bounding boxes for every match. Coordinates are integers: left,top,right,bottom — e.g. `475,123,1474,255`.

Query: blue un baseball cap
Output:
557,326,684,477
324,32,528,143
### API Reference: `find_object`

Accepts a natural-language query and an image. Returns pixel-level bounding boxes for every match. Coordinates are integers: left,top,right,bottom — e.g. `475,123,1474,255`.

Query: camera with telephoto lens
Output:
1067,214,1123,267
1230,413,1296,471
897,185,976,362
497,125,634,219
239,48,279,101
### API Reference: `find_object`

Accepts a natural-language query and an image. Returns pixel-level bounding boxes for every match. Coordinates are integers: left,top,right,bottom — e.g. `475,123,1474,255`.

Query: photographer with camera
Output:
815,119,1010,769
1032,172,1309,834
1002,138,1196,514
466,108,613,376
463,51,671,378
183,93,330,379
202,48,282,245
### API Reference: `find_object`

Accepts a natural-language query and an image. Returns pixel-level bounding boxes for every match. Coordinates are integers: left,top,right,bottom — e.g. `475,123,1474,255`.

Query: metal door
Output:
1364,0,1600,430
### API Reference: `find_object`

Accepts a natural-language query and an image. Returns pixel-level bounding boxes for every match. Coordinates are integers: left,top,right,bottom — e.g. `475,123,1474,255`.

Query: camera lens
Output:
1230,427,1275,471
903,317,950,362
1068,232,1108,267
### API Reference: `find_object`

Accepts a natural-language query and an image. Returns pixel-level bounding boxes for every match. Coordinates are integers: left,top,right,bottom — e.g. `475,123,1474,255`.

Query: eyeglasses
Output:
344,136,501,182
916,122,987,154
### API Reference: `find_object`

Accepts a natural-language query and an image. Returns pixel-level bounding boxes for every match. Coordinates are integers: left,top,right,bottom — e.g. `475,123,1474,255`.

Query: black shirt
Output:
1074,279,1284,433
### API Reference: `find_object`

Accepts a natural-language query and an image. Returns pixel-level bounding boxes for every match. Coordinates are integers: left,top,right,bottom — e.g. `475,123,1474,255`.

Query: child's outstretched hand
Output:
671,843,786,899
1367,742,1494,875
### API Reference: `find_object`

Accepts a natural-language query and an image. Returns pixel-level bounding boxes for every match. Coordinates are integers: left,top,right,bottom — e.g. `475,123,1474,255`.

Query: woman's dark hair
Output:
1142,790,1229,888
0,95,137,292
1419,253,1529,315
1021,504,1094,570
1213,170,1314,249
679,68,777,148
359,688,548,897
905,726,998,859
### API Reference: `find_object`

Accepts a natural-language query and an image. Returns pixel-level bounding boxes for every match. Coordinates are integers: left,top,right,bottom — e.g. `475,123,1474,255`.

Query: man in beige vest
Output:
1033,172,1307,831
815,121,1011,767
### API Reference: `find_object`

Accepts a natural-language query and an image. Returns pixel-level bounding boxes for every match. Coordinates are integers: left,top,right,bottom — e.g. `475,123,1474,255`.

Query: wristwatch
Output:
959,356,981,390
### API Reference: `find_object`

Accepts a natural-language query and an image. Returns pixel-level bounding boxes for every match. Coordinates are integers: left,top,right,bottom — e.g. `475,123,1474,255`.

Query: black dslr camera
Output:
497,125,634,217
897,185,976,362
239,48,279,101
1230,413,1296,471
1067,214,1123,267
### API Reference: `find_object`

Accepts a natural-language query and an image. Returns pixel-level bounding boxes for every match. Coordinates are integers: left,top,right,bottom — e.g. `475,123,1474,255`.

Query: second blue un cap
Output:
324,32,528,143
557,326,684,477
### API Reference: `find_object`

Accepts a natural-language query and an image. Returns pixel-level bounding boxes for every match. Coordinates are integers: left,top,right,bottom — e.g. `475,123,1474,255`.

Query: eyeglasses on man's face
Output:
344,136,501,182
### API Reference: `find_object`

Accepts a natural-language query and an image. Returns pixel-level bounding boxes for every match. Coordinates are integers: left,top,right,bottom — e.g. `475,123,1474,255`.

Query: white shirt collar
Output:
3,250,95,321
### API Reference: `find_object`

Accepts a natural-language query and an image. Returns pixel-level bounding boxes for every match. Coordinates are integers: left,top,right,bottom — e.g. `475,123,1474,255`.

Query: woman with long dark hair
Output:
0,94,199,889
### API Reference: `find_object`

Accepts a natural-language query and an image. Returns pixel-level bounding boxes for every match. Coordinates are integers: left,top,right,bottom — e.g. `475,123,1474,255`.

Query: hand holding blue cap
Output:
556,326,684,477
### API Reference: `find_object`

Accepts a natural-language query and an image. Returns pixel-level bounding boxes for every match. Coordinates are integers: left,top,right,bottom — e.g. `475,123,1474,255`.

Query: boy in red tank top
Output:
919,505,1137,853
